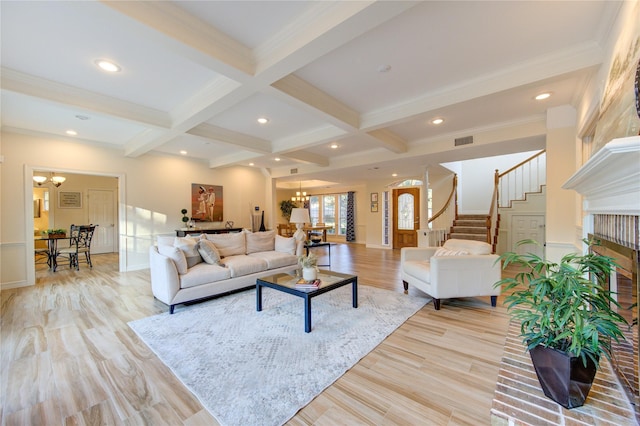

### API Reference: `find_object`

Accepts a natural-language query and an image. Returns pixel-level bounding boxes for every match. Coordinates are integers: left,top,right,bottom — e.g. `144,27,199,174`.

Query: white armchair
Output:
401,239,501,310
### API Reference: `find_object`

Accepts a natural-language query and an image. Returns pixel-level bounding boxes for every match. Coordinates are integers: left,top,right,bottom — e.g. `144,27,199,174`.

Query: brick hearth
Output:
491,321,637,425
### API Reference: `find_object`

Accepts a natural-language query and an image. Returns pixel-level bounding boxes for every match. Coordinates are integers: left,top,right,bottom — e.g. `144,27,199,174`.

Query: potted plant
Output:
180,209,190,228
298,252,318,281
495,238,628,409
279,200,297,221
43,228,66,238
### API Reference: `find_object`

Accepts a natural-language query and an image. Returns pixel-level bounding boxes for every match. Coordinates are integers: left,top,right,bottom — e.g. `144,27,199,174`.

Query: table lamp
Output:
289,208,310,241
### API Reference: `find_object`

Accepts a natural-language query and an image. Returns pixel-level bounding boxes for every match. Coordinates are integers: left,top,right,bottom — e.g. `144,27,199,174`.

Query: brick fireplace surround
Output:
492,136,640,425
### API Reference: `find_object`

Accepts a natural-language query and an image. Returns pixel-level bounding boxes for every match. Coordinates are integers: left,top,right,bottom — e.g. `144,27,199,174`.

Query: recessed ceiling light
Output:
249,162,254,166
330,143,339,149
180,150,187,155
95,59,121,73
66,130,77,136
431,118,444,125
274,157,280,161
392,173,398,177
257,117,269,124
535,92,551,100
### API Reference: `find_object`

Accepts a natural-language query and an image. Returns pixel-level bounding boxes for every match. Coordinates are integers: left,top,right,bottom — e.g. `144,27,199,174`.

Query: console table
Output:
176,227,243,237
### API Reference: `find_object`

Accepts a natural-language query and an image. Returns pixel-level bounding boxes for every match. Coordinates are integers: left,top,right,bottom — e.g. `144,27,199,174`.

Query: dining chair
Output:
34,247,50,266
57,224,98,271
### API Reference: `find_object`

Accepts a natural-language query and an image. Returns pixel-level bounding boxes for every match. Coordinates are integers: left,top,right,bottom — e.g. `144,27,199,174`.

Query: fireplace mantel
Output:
563,136,640,215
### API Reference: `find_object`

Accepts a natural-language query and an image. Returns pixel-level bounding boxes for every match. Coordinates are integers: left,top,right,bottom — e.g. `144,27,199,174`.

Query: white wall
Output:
0,131,272,288
442,151,541,214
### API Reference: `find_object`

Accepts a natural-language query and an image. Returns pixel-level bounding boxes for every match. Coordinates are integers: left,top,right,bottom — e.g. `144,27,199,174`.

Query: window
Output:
309,193,349,236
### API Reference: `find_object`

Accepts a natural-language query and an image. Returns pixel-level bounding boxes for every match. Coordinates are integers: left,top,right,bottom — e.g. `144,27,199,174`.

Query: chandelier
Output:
291,182,309,203
33,173,66,187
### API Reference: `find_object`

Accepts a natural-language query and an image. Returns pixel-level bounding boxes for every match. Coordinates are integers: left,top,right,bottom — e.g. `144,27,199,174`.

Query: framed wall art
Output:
58,191,82,208
371,202,379,213
371,192,378,203
191,183,223,222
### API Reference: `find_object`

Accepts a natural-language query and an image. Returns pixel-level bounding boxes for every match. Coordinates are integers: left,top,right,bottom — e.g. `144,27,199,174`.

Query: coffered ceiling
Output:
0,1,621,189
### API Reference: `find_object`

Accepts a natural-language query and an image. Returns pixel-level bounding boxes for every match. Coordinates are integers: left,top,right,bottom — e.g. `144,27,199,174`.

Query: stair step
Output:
451,226,487,234
453,220,486,227
449,233,488,242
457,214,488,220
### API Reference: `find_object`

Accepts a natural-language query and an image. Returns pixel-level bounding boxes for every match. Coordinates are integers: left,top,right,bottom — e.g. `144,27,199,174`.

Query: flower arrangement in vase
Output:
298,252,318,281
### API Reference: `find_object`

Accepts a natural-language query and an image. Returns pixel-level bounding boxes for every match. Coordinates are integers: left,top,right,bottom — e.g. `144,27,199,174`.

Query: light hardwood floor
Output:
1,244,512,425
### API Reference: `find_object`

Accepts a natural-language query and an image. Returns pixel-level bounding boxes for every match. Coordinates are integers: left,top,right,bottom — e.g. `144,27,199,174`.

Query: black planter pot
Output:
529,345,598,409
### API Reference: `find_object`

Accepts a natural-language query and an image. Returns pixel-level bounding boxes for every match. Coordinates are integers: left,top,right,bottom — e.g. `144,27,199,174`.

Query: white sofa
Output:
400,239,501,310
150,230,304,313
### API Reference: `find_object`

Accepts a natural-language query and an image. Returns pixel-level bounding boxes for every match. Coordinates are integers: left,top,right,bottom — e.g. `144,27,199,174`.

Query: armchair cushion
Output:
434,247,469,256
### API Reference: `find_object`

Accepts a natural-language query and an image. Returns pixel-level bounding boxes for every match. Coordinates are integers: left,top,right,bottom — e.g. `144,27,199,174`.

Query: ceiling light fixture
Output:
66,130,77,136
257,117,269,124
431,118,444,125
33,173,66,187
95,59,121,73
179,150,187,155
535,92,551,100
249,162,254,166
392,173,398,177
330,143,339,149
274,157,280,161
291,182,309,204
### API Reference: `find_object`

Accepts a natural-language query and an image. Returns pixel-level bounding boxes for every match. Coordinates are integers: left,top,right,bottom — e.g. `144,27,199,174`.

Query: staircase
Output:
449,214,489,242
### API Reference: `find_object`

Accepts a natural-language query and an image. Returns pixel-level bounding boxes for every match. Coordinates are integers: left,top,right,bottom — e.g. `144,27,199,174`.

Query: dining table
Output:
302,225,334,242
35,234,71,272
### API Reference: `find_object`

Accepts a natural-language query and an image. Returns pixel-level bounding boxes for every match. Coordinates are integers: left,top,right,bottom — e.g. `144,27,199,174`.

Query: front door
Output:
393,188,419,249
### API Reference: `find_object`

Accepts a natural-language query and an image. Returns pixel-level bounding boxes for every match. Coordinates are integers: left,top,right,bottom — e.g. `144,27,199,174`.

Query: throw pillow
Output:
158,245,188,274
433,247,469,257
197,239,221,265
174,237,203,268
275,235,296,255
205,232,246,257
246,230,276,254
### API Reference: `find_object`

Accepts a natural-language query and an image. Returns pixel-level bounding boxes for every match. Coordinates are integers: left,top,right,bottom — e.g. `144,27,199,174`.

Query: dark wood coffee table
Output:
256,270,358,333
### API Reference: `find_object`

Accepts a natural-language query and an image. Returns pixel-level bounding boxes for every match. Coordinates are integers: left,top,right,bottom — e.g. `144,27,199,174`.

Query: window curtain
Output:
346,191,355,242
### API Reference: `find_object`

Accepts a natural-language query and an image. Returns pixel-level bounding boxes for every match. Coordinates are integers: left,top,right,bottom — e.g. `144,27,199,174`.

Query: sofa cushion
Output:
403,260,431,282
158,245,188,274
275,235,296,255
434,247,469,256
246,230,275,254
157,236,176,246
221,255,268,278
180,263,231,289
197,239,221,265
443,239,492,255
206,232,246,257
174,237,203,268
248,251,298,269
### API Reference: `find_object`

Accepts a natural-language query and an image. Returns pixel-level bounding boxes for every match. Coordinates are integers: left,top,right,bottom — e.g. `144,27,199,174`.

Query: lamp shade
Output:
289,208,310,224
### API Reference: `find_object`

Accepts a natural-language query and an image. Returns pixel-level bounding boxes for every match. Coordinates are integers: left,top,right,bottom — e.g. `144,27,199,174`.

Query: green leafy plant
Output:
42,228,66,235
298,252,318,269
496,239,628,368
279,200,297,221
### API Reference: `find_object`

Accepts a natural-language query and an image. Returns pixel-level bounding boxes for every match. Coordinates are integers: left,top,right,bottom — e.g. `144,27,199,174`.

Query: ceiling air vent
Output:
454,136,473,146
290,168,298,174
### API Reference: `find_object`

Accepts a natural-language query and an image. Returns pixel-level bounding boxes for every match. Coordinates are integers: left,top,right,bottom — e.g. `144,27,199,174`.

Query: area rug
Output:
129,285,429,426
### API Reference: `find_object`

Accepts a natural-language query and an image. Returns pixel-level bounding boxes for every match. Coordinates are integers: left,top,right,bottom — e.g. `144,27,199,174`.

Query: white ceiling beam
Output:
208,151,263,169
188,123,271,154
361,41,604,131
283,151,329,167
271,75,360,129
1,68,170,128
366,129,408,154
101,0,255,77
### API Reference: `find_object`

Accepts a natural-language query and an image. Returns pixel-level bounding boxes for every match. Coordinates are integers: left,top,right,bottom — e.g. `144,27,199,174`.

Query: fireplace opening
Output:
590,233,640,417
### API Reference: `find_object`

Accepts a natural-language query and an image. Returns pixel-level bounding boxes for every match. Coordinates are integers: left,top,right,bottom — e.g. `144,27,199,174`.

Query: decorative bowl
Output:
310,237,322,243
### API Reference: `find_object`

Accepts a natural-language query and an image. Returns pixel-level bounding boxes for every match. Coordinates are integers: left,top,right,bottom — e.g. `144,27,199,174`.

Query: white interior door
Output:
88,189,116,254
511,214,545,257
